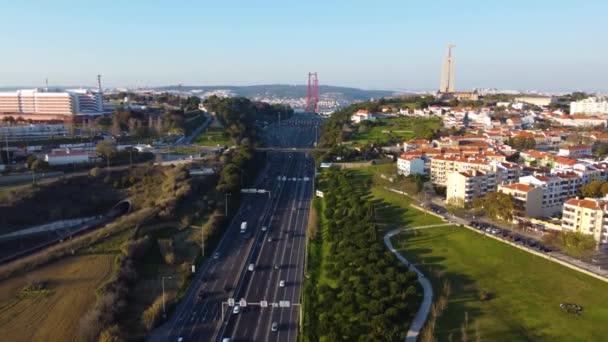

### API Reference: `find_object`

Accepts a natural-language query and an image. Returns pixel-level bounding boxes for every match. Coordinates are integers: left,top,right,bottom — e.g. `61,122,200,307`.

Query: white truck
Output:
240,222,247,234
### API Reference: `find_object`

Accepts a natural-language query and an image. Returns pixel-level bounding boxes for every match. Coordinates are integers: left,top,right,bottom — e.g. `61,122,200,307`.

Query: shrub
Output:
142,294,173,332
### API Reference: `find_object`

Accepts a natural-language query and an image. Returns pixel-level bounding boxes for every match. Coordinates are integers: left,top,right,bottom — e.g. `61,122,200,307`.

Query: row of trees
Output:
507,136,536,150
202,96,292,192
307,169,421,341
579,180,608,198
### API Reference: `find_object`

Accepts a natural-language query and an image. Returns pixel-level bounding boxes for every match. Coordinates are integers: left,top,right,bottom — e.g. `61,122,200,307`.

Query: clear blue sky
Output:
1,0,606,91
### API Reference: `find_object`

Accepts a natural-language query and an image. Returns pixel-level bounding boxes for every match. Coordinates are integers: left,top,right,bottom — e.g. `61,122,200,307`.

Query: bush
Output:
98,325,123,342
142,294,173,332
89,167,103,178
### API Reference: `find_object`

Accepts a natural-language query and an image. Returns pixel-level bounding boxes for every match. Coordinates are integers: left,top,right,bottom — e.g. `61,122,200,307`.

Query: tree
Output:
580,180,604,198
472,192,517,222
97,141,117,168
31,159,50,172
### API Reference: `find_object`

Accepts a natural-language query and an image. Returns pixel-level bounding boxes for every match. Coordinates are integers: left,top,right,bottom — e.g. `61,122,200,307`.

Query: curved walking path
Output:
384,223,451,342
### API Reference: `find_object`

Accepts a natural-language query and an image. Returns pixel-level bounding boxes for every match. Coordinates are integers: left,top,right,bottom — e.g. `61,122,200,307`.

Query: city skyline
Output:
1,0,607,91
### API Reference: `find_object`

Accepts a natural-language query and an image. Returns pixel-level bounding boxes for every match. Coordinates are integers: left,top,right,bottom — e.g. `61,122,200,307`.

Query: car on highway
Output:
274,264,280,270
271,322,279,332
213,252,220,260
232,305,241,314
248,263,255,271
262,225,268,231
222,338,231,342
279,280,285,287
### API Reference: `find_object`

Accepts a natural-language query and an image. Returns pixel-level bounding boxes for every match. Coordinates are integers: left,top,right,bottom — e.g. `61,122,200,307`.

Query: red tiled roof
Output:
554,156,578,166
501,183,534,192
564,198,602,210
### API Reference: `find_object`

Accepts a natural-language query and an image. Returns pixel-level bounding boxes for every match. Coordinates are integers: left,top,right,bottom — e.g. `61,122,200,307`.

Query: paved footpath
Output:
384,224,451,342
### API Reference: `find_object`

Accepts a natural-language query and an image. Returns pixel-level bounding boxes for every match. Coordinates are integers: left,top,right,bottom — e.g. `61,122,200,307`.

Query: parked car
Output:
279,280,285,287
232,305,240,314
271,322,279,332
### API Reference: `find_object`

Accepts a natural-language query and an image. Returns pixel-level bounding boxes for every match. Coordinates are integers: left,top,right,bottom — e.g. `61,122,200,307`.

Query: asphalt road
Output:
153,113,322,342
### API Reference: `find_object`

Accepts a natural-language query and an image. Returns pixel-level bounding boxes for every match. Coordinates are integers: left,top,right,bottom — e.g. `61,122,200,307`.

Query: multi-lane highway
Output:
154,113,321,342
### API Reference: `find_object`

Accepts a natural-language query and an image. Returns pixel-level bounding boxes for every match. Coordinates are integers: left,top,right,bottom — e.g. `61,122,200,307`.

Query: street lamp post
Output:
225,193,232,216
162,276,173,318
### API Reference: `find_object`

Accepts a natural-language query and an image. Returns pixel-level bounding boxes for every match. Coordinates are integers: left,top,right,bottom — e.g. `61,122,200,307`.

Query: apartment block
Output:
558,145,592,158
562,197,608,244
397,155,425,176
446,169,495,206
498,183,544,218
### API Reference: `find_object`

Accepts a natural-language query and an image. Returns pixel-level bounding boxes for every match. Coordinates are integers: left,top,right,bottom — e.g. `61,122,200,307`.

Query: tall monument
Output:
439,44,456,93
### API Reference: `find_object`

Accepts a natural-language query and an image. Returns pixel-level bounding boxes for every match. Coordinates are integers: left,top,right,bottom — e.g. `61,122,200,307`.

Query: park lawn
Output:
353,163,444,230
192,127,232,146
0,254,115,341
395,226,608,341
370,186,444,230
348,116,441,145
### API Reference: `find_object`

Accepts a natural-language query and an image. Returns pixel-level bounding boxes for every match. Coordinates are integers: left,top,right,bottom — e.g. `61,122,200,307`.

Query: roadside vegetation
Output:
396,226,608,341
0,162,229,341
303,168,421,341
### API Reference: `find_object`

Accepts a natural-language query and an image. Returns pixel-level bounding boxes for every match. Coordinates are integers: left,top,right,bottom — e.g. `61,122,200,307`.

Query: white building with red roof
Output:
350,109,376,123
397,154,425,176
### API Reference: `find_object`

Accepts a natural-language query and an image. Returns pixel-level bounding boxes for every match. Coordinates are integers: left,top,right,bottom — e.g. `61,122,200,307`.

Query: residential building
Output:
498,183,544,218
403,138,431,151
558,145,592,158
446,169,495,206
562,197,608,243
551,114,607,127
519,175,565,215
397,155,425,176
350,109,376,123
570,97,608,115
514,96,554,107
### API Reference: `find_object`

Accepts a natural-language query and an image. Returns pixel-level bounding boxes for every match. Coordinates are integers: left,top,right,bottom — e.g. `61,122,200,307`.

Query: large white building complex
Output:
0,88,103,121
570,97,608,115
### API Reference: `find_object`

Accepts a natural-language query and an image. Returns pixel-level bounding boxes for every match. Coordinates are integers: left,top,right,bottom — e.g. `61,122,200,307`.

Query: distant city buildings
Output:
0,88,103,121
570,96,608,115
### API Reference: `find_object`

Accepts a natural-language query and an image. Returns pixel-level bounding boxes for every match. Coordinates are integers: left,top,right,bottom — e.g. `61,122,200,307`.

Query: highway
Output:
154,113,321,342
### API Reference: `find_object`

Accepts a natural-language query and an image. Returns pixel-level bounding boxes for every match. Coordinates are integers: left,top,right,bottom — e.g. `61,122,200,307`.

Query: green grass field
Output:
348,116,441,145
192,127,232,146
395,226,608,341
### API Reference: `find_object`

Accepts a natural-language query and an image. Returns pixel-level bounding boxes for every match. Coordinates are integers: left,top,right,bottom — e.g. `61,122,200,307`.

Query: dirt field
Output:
0,254,114,341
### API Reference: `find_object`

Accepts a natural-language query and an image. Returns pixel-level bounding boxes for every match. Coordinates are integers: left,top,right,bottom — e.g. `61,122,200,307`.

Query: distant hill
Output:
154,84,398,102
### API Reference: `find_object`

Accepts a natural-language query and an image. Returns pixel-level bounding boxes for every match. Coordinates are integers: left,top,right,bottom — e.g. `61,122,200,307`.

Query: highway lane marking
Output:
225,154,297,340
218,153,295,341
258,157,308,342
279,172,312,342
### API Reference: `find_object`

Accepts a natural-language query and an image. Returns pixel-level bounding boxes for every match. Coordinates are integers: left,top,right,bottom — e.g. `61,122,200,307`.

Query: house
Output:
397,155,425,176
351,109,376,123
558,145,592,158
403,138,431,151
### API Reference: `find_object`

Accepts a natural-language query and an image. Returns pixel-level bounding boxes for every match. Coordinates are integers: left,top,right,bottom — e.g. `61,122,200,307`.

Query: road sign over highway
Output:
228,298,235,307
239,299,247,307
279,300,290,308
260,300,268,308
